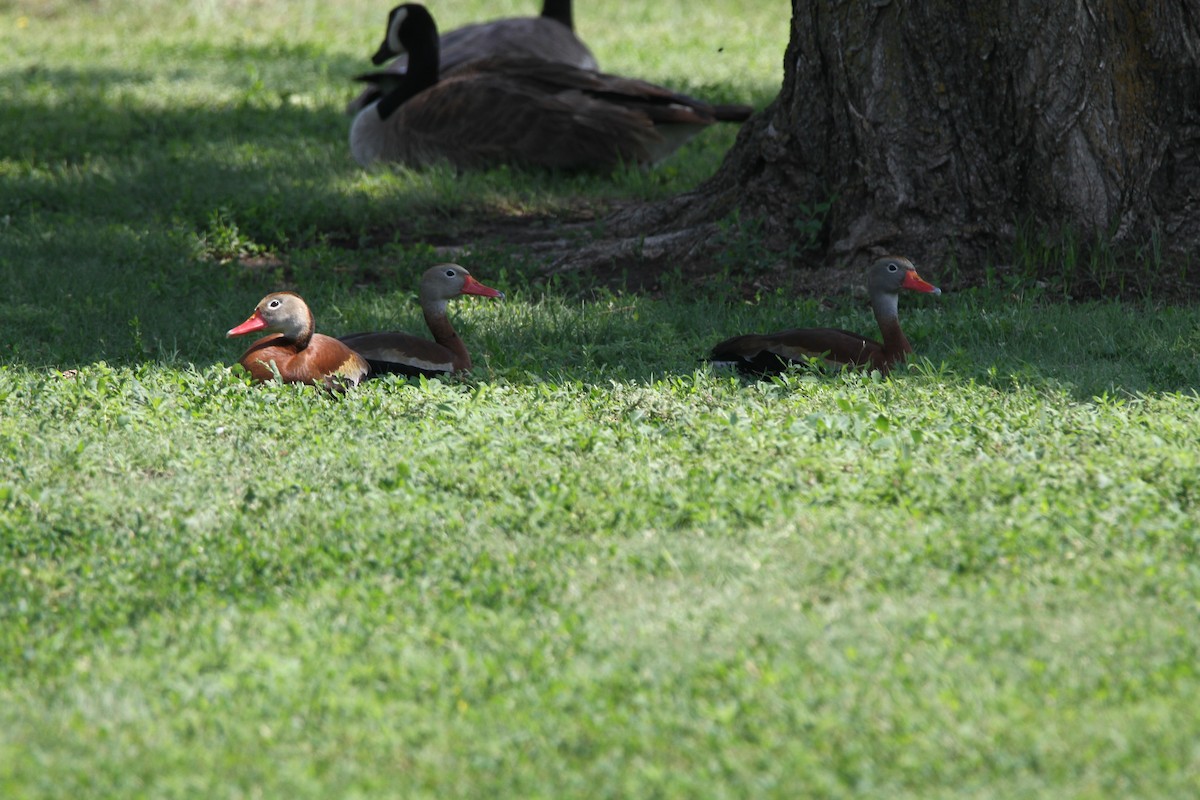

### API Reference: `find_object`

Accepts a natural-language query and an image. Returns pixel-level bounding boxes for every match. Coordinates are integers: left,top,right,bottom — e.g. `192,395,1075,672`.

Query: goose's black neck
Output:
376,23,439,119
402,12,440,87
542,0,574,29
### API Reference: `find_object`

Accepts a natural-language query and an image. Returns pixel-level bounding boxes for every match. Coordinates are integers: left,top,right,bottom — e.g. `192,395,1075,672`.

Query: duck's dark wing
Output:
338,331,457,377
708,328,881,375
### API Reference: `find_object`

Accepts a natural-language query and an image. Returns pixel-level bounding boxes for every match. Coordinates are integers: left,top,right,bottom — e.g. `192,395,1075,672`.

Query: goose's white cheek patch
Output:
387,8,409,55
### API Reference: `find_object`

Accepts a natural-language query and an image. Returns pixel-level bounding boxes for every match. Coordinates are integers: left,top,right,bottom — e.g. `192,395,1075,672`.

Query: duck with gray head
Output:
227,292,371,388
338,264,504,377
708,257,941,376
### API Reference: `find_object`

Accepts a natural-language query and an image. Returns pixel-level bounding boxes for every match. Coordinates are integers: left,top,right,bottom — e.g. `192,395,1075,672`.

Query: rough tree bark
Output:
549,0,1200,277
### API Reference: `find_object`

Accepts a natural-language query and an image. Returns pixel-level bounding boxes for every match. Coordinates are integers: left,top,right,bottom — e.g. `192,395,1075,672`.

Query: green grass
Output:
3,1,1200,798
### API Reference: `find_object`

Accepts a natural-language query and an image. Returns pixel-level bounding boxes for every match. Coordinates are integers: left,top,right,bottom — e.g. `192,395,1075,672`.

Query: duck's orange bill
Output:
227,310,268,338
902,270,941,295
461,274,505,299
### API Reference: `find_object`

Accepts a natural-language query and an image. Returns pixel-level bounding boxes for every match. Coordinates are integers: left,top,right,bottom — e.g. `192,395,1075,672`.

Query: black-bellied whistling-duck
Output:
709,256,941,376
346,0,597,114
348,4,752,171
227,292,370,388
338,264,503,377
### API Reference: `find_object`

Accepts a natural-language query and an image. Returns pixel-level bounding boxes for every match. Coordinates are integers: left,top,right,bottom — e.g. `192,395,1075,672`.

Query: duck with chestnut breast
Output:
227,292,371,388
709,257,941,376
346,0,597,114
338,264,503,377
349,4,752,171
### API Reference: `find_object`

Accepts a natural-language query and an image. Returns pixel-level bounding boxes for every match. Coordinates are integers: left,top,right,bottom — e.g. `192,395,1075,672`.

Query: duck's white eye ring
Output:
445,269,457,278
887,262,899,272
268,298,283,309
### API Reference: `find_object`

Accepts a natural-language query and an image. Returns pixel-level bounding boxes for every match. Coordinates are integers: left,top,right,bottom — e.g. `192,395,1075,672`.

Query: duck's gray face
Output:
227,293,310,340
868,257,940,296
419,264,505,304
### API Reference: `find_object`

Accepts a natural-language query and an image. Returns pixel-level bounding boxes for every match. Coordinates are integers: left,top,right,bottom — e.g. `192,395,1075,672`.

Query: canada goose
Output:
349,4,753,171
345,0,597,114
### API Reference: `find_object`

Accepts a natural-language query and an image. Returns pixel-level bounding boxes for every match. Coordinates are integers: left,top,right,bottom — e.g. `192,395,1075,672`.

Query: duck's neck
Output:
280,308,315,350
542,0,574,29
423,299,472,371
870,292,911,359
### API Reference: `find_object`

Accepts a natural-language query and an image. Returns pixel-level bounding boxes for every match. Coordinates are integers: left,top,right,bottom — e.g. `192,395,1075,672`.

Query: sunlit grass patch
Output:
3,1,1200,798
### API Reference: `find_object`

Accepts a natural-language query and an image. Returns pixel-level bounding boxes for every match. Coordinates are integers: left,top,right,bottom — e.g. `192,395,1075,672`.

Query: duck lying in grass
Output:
227,293,371,389
709,257,941,376
338,264,504,377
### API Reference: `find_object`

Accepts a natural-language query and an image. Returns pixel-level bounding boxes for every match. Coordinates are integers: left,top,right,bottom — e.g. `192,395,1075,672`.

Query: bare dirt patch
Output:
324,202,1200,304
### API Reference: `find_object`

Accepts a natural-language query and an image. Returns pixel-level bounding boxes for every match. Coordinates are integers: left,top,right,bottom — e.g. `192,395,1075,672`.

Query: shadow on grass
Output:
5,264,1196,403
11,61,1179,399
1,63,354,217
0,58,781,371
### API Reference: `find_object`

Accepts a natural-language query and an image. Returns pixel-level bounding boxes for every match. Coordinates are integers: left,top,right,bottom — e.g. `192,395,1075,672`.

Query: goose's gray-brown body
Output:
346,0,596,114
349,4,752,171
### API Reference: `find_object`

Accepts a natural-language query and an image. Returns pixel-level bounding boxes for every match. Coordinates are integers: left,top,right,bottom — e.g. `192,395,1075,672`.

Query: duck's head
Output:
866,256,940,297
418,264,504,307
227,292,315,343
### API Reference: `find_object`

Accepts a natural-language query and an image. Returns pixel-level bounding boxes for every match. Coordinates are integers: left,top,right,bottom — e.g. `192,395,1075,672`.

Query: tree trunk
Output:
550,0,1200,279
